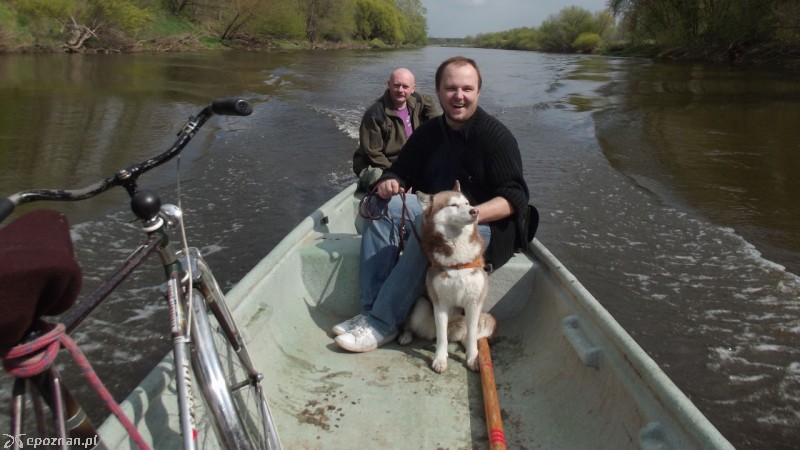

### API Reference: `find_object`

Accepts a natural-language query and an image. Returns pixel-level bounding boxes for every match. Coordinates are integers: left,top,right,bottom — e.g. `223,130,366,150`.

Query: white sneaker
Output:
335,322,398,353
332,314,367,336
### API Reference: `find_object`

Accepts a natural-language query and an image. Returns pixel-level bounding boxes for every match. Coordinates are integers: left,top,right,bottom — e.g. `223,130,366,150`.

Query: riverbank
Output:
604,41,800,70
2,30,798,73
0,33,375,54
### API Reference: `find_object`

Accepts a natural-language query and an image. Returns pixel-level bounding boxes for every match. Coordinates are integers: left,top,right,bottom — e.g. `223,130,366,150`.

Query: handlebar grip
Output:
0,198,16,223
211,98,253,116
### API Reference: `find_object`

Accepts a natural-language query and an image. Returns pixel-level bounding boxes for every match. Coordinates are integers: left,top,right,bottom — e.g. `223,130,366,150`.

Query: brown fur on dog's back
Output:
398,296,497,345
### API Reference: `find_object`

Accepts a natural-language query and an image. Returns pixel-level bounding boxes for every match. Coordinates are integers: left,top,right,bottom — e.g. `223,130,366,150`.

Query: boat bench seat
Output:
300,225,538,321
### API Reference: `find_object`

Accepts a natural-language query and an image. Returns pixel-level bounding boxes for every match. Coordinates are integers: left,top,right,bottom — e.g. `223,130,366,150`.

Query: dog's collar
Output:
442,256,485,271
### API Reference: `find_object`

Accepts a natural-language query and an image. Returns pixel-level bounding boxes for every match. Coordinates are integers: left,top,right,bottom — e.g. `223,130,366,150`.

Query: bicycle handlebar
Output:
211,98,253,116
0,98,252,224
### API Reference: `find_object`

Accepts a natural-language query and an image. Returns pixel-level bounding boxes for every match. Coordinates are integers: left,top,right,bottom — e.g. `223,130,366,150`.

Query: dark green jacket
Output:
352,90,440,176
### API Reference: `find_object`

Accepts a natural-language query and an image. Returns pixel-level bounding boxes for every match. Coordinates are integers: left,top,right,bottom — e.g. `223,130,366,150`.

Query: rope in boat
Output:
3,320,152,450
358,188,420,252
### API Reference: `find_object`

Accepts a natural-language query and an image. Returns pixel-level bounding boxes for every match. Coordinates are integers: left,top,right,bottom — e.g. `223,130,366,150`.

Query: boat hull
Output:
99,184,732,449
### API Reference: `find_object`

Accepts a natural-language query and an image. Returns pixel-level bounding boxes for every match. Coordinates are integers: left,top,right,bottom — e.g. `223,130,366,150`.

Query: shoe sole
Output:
335,335,377,352
334,332,398,353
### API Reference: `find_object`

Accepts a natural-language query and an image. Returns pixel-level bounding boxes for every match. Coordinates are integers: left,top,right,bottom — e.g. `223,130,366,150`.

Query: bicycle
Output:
0,98,281,450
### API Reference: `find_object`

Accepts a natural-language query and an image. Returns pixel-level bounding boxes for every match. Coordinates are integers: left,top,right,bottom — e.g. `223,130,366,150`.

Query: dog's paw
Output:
397,329,412,346
432,357,448,373
466,354,480,372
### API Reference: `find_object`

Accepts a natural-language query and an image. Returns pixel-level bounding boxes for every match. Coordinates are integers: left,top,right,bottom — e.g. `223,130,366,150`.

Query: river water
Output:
0,47,798,449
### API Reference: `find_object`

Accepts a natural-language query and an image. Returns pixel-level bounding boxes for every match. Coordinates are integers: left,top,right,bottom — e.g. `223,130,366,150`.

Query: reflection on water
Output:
567,56,800,449
593,59,800,273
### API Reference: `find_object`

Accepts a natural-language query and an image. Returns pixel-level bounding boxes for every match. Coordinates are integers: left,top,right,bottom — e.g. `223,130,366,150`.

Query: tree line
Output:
463,7,616,54
0,0,429,52
462,2,799,65
2,0,797,66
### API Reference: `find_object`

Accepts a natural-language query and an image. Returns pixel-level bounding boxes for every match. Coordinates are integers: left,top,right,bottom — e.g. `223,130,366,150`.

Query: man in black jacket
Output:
335,56,530,352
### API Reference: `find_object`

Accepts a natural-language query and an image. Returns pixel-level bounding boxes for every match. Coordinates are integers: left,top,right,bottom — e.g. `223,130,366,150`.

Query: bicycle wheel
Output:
189,257,280,450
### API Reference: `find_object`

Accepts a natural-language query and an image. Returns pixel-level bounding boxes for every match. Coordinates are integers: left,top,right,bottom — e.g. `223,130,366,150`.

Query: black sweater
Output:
380,107,530,269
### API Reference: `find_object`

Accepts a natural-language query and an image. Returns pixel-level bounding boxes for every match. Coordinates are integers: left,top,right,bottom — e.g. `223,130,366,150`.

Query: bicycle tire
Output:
189,262,280,450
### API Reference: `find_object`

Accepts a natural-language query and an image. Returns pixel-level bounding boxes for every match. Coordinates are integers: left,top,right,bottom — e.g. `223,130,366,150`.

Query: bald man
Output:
352,68,440,190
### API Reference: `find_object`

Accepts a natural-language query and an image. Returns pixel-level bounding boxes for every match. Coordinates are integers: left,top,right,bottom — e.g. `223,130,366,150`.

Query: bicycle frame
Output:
2,99,278,450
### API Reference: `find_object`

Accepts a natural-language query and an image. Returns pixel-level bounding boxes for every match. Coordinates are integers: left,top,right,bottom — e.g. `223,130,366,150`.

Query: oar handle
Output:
479,337,507,450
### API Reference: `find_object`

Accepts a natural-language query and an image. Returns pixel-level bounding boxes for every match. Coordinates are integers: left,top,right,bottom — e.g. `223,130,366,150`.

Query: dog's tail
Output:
479,313,499,340
399,297,499,346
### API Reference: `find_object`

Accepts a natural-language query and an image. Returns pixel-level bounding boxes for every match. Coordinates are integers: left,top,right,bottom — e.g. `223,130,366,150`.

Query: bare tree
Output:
63,15,99,52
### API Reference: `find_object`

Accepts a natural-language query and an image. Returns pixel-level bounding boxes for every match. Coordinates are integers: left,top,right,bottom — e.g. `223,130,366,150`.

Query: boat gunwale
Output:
528,239,733,449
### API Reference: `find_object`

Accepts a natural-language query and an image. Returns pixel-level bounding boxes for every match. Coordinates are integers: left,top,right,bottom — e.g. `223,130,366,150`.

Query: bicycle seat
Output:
0,209,82,355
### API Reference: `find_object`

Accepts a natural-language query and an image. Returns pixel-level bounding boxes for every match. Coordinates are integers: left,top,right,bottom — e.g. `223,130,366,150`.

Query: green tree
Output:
215,0,265,40
395,0,428,45
593,10,617,39
251,0,306,39
774,0,800,45
303,0,356,43
11,0,74,20
10,0,73,37
464,5,614,53
355,0,404,44
508,27,540,50
470,27,540,50
93,0,154,33
539,6,594,52
573,32,601,52
609,0,791,46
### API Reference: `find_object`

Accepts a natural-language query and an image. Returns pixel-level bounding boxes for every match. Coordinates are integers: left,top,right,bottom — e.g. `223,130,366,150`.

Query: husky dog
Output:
398,181,496,373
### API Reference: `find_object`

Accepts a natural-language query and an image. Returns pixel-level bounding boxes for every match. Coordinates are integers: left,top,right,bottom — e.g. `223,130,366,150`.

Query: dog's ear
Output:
416,191,432,213
453,180,461,192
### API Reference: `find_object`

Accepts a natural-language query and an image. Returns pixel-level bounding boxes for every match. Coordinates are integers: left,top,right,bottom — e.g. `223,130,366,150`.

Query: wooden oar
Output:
478,337,507,449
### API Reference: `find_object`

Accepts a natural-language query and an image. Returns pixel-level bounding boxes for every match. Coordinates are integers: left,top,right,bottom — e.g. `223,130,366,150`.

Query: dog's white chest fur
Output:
429,266,486,308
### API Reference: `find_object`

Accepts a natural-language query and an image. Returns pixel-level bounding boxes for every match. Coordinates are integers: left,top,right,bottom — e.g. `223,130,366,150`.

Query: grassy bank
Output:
0,4,388,54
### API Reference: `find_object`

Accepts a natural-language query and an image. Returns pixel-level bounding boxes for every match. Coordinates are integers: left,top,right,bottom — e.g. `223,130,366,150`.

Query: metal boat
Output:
100,183,733,449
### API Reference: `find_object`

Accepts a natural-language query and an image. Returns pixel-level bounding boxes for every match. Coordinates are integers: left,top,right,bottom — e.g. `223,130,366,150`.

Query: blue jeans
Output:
359,194,491,334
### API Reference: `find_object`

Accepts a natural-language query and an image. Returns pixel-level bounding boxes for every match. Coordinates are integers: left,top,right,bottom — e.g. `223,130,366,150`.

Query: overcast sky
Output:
420,0,611,38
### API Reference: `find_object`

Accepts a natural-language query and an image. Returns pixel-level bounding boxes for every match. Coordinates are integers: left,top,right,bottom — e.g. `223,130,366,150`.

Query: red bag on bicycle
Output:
0,209,82,355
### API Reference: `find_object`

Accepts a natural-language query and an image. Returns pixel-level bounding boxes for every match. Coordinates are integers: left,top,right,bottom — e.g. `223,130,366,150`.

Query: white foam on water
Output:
122,301,167,325
310,104,361,140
